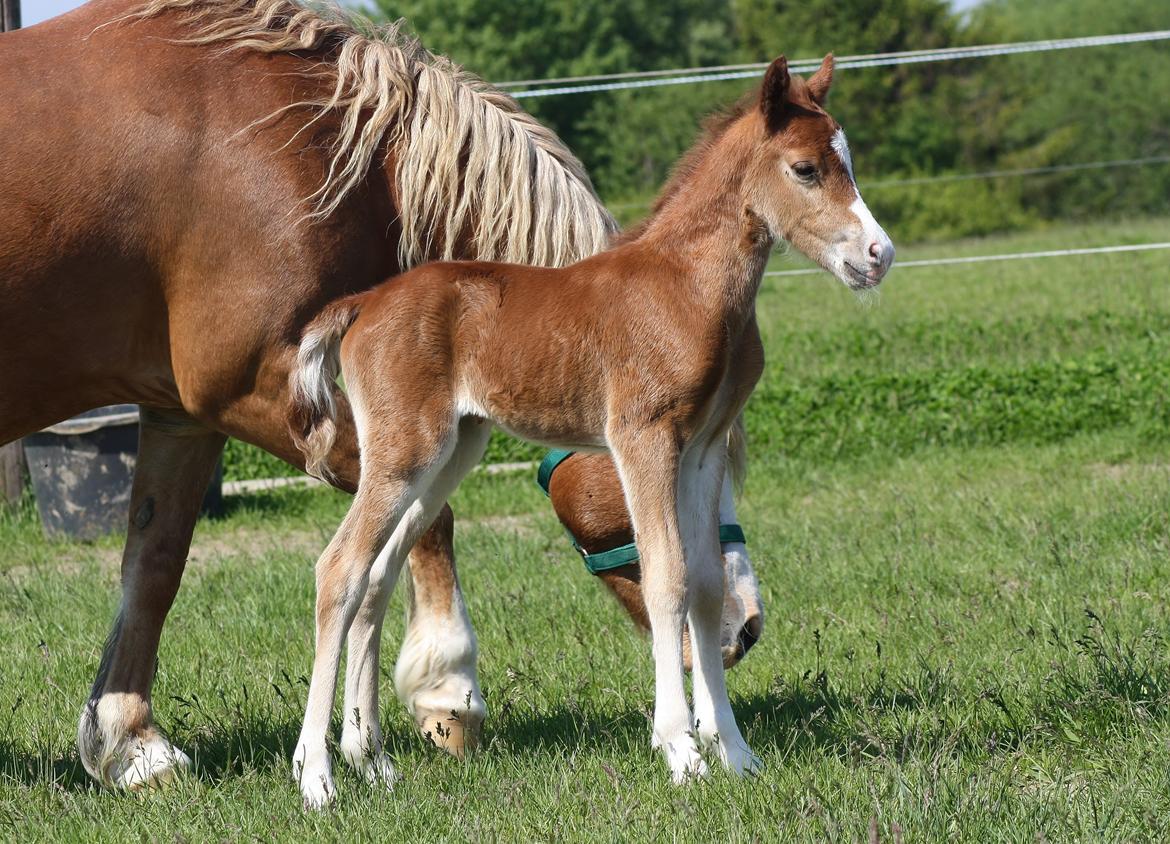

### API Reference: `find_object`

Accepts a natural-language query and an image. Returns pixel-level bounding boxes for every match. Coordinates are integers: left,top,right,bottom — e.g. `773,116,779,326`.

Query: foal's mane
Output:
129,0,616,268
614,98,753,247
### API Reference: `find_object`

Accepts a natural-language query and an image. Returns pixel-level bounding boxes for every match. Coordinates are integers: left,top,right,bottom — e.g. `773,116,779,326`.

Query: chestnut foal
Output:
289,54,893,805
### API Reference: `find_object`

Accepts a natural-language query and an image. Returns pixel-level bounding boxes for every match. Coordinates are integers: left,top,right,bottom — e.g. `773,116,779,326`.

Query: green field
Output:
2,219,1170,840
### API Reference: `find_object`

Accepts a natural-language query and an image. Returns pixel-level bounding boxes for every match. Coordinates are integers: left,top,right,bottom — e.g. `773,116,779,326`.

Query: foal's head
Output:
735,55,894,289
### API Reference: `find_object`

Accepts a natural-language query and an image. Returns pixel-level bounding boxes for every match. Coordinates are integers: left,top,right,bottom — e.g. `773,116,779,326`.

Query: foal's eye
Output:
792,162,817,181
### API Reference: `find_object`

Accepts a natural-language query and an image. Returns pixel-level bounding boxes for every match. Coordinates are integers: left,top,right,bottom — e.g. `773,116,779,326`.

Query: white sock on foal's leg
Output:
294,478,419,809
338,518,411,790
682,449,760,776
612,437,705,783
689,592,761,775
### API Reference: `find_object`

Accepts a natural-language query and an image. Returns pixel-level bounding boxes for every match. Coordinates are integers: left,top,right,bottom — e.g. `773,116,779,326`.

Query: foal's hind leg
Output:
394,421,490,757
339,419,490,785
294,476,421,809
218,347,485,757
78,408,226,789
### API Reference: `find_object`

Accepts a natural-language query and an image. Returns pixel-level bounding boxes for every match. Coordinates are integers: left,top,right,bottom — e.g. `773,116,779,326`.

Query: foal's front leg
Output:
610,430,705,783
681,448,761,776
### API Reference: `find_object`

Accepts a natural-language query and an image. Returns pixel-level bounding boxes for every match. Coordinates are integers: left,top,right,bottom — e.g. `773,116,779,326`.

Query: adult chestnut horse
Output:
0,0,763,789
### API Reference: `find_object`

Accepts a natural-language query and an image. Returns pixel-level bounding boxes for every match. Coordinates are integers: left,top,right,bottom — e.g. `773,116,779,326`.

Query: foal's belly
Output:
474,389,608,452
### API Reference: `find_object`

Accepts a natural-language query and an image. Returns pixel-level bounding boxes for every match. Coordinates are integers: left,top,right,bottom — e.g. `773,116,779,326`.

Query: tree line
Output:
374,0,1170,242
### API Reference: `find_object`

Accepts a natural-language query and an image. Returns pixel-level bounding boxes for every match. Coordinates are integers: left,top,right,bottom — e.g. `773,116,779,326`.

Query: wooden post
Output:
0,442,25,507
1,2,22,504
1,0,20,32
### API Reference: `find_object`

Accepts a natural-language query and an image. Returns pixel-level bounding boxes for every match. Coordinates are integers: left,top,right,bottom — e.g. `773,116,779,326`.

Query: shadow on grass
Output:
0,743,91,791
3,618,1167,792
480,642,1170,768
0,716,301,791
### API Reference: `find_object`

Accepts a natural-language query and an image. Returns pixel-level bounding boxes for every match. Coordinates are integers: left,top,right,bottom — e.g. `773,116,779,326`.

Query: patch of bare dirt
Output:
1088,462,1170,482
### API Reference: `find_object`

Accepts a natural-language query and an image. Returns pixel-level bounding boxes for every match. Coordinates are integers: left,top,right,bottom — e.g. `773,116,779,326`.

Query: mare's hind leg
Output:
681,446,760,776
78,408,226,788
339,419,491,785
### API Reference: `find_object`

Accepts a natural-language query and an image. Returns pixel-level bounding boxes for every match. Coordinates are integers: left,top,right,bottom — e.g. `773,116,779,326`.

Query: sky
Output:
21,0,985,29
22,0,77,25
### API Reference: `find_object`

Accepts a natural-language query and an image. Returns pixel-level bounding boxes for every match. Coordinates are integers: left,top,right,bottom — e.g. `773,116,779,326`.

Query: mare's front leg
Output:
609,428,705,783
682,447,761,776
394,508,485,756
78,408,226,789
338,420,491,786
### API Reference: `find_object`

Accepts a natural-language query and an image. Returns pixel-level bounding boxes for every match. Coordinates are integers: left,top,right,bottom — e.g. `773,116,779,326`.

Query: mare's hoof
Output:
415,707,482,758
115,736,192,790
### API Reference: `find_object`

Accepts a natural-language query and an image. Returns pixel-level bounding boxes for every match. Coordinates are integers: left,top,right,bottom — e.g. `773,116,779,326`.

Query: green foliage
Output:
374,0,733,164
222,439,295,482
747,345,1170,461
734,0,962,173
865,175,1037,243
362,0,1170,239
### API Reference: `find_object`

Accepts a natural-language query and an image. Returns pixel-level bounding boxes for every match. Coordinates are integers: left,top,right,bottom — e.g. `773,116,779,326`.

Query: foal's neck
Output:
635,150,772,327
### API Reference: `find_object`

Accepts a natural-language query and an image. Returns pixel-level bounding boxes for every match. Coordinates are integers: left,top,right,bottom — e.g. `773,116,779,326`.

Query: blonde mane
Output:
130,0,617,268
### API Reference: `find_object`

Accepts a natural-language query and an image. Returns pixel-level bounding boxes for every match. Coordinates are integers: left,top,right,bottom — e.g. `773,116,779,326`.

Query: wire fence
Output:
502,30,1170,98
765,242,1170,278
495,25,1170,247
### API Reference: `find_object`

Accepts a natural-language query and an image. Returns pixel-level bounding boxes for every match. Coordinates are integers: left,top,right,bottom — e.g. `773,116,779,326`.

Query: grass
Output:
2,218,1170,840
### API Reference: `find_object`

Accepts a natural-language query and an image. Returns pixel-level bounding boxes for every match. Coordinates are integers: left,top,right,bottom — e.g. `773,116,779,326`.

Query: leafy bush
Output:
222,439,297,482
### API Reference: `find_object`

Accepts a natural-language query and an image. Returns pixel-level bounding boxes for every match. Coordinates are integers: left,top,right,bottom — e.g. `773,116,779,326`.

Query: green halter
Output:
536,450,746,575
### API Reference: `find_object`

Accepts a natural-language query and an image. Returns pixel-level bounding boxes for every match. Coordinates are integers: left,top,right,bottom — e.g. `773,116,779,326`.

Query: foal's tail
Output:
290,296,364,481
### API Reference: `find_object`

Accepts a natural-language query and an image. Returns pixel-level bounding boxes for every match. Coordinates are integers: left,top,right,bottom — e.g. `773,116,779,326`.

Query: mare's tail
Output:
289,296,364,481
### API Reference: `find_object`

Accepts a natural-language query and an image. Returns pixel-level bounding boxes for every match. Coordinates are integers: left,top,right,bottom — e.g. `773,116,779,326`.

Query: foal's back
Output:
338,246,730,450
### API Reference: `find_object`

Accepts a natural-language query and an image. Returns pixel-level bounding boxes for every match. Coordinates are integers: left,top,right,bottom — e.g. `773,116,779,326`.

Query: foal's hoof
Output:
300,774,335,811
415,707,482,758
658,737,708,785
722,743,764,777
293,749,335,811
342,748,399,790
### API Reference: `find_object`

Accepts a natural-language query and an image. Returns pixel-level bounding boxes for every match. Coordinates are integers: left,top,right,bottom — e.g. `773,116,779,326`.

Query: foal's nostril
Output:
868,241,882,262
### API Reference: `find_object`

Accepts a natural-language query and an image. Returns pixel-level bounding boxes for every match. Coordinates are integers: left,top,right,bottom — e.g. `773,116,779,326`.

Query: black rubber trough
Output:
23,405,222,540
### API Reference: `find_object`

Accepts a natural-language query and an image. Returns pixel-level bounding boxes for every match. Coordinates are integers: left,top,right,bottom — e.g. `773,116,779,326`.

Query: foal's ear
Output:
759,55,790,133
807,53,835,105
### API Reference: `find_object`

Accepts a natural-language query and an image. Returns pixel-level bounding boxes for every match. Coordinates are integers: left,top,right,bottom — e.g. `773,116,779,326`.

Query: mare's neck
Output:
634,153,773,325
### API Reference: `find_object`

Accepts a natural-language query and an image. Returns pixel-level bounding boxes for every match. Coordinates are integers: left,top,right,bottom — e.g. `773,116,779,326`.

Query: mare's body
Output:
0,0,626,786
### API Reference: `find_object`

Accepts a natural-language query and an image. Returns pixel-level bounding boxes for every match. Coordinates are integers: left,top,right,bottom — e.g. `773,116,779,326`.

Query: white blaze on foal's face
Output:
829,128,895,288
747,53,895,291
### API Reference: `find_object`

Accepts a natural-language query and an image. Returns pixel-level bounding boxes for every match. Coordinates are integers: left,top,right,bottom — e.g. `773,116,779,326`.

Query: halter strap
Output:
536,451,746,575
